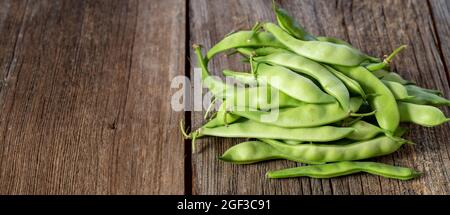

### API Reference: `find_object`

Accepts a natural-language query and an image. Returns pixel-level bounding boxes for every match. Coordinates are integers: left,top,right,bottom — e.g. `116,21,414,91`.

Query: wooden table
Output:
0,0,448,195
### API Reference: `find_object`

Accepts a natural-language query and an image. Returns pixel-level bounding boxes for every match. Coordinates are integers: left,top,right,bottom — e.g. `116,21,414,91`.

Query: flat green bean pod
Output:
221,85,304,110
222,69,257,85
220,136,406,164
407,85,443,96
254,52,350,109
398,102,450,127
192,119,356,142
401,85,450,106
237,47,288,57
324,65,367,99
206,31,286,61
266,161,421,180
273,3,316,41
219,141,321,164
346,120,383,141
382,80,412,100
382,72,414,85
235,47,255,57
316,36,352,46
253,63,336,104
264,23,378,66
229,97,363,128
333,65,400,133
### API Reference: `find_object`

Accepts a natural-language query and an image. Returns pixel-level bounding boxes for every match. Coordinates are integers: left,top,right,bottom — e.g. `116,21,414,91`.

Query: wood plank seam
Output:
184,0,193,196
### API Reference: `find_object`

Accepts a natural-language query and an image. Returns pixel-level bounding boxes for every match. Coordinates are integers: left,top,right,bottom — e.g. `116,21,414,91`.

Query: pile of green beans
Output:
183,3,450,181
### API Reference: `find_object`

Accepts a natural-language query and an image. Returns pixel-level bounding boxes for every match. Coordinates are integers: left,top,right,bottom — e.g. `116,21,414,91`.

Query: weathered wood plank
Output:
429,0,450,79
190,0,450,194
0,0,185,194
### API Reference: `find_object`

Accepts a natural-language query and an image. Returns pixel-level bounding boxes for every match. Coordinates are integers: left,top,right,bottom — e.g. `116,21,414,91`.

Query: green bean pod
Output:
266,161,421,180
382,72,415,85
324,65,367,99
222,70,257,85
219,141,320,164
194,119,355,142
316,36,352,46
346,120,383,141
263,23,377,66
401,85,450,106
273,3,316,41
229,97,363,128
220,136,406,164
237,47,288,57
407,85,443,96
398,102,450,127
334,65,400,133
254,52,350,110
382,80,412,100
223,66,334,106
254,63,336,104
206,31,286,61
221,86,304,110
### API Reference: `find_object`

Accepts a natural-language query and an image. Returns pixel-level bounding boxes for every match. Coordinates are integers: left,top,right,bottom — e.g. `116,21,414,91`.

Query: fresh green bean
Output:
237,47,288,57
219,141,321,164
407,85,443,96
401,85,450,106
229,97,363,128
192,119,356,142
235,47,255,57
382,72,415,85
227,86,305,110
264,23,379,66
206,31,286,61
324,65,367,99
254,52,350,109
222,69,257,85
398,102,450,127
346,120,383,141
316,36,351,46
261,136,406,163
273,3,316,41
333,65,399,133
252,63,336,104
382,80,412,100
266,161,421,180
220,135,406,164
272,5,380,63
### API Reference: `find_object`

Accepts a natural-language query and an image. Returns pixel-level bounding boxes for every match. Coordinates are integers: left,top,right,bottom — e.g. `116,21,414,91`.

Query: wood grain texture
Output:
429,0,450,79
189,0,450,195
0,0,185,194
0,0,448,195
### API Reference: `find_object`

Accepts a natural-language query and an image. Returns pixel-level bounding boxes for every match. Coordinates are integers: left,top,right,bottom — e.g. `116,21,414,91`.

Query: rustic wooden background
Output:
0,0,448,194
